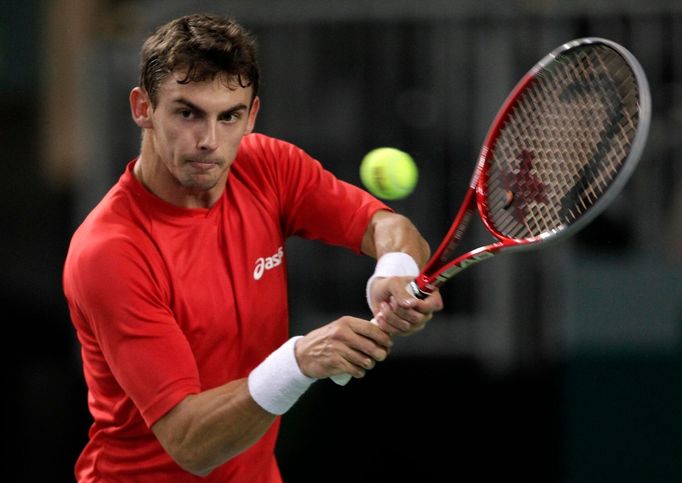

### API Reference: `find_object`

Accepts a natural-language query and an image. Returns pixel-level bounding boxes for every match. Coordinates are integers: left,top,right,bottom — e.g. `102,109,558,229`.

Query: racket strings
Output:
484,44,640,240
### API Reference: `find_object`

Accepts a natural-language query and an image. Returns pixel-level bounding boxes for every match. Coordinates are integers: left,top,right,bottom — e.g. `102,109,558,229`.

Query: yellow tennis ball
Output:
360,147,418,200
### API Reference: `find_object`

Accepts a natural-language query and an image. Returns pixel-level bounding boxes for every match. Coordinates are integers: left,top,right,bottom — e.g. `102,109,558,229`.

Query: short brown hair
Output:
139,14,260,106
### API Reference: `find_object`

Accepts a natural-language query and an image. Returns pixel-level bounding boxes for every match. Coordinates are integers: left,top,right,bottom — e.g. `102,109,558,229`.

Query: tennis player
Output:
63,13,442,482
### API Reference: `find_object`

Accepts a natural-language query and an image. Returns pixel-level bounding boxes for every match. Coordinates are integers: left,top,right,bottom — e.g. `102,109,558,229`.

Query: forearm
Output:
152,379,275,476
361,210,430,266
360,210,444,333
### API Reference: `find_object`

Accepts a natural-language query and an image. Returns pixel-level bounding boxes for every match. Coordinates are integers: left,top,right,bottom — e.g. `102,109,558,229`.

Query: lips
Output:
187,159,220,171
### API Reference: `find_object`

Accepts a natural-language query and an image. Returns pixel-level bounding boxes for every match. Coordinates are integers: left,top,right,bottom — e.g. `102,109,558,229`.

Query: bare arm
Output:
151,379,275,476
360,210,443,335
151,317,392,476
360,210,431,265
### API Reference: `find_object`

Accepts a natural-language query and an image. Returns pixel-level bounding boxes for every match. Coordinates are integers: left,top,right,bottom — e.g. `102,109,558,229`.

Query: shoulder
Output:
238,133,301,159
68,183,147,257
232,133,322,198
64,185,161,299
238,132,327,179
236,133,317,173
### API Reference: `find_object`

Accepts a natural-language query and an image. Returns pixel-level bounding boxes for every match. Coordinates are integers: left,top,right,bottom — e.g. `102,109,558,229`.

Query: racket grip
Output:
330,372,352,386
330,318,379,386
331,281,424,386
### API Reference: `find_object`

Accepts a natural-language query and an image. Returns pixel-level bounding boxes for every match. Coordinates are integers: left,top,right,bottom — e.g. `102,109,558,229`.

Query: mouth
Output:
187,158,221,171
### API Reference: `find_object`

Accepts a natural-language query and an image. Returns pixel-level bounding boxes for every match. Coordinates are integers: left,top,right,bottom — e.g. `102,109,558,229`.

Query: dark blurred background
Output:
4,0,681,481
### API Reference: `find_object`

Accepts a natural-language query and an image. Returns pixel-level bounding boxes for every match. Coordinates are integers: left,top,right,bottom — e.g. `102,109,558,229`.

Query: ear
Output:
245,96,260,134
130,87,153,129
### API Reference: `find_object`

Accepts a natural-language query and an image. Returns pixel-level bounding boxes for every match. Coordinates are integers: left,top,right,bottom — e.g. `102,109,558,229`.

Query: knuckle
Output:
329,322,350,341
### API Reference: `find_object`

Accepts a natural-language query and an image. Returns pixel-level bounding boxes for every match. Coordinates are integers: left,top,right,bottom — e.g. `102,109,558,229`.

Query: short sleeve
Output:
65,233,201,427
246,136,391,253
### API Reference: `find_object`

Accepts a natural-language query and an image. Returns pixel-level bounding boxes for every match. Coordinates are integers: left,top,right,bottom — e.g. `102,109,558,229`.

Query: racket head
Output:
476,37,651,249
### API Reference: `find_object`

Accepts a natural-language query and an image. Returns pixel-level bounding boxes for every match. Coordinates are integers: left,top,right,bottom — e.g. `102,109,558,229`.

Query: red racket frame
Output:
410,38,650,299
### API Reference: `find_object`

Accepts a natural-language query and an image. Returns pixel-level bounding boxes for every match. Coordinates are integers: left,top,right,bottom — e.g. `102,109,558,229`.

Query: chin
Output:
182,177,219,192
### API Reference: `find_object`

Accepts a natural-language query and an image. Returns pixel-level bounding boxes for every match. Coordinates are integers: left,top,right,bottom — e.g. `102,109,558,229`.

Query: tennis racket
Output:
331,37,650,386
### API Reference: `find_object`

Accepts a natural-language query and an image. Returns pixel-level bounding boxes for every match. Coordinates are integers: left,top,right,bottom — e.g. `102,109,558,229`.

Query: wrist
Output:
247,336,316,415
366,252,420,310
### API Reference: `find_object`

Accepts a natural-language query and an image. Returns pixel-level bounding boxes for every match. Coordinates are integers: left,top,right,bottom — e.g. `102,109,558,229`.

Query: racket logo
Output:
253,246,285,281
502,149,548,223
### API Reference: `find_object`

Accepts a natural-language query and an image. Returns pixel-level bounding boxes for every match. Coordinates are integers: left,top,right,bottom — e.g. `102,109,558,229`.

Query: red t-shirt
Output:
63,133,388,482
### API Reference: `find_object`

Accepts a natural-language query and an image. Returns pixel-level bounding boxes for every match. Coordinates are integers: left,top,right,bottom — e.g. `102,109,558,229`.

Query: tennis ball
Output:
360,147,418,200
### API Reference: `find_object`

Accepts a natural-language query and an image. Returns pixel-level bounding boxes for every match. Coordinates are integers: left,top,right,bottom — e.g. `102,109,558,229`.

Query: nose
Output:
197,121,218,151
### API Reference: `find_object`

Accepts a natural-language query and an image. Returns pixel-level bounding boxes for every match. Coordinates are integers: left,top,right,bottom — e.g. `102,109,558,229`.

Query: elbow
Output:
167,445,215,477
163,435,246,477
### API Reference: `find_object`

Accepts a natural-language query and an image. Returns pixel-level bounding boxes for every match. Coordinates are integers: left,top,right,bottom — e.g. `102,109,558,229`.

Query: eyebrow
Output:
172,97,249,118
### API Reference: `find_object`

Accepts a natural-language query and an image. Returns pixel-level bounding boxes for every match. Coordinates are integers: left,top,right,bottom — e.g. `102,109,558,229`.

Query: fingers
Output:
374,279,444,336
341,318,392,378
351,316,393,352
296,317,393,380
298,274,446,382
375,298,428,335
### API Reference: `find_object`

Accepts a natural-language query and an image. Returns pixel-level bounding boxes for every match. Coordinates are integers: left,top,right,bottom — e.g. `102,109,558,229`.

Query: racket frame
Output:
410,37,651,299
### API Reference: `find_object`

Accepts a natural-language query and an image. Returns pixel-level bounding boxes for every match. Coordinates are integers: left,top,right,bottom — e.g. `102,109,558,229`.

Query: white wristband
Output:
248,336,316,415
366,252,420,310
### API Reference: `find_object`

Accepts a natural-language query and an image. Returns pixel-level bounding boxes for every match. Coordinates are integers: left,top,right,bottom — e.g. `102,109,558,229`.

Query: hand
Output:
294,316,393,380
369,276,443,336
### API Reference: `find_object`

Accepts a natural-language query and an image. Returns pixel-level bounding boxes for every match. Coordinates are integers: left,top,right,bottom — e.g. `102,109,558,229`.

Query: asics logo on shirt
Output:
253,246,285,280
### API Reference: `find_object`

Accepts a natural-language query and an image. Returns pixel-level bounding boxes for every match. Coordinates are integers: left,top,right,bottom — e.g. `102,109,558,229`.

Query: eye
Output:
178,108,195,120
220,112,241,123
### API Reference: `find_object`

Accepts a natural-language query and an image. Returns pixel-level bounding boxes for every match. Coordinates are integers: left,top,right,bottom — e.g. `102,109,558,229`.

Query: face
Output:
130,71,260,206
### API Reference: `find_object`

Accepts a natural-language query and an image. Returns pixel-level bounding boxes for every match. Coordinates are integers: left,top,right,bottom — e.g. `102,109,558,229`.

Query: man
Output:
63,13,442,482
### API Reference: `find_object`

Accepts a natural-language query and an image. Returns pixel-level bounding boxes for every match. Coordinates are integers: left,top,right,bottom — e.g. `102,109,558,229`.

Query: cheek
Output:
160,125,192,157
218,130,245,157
